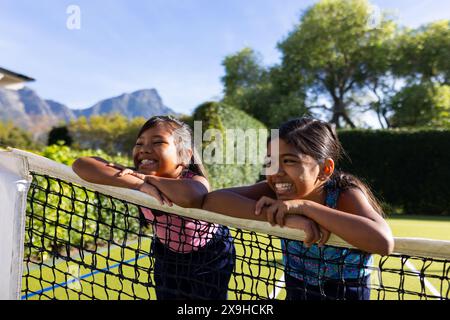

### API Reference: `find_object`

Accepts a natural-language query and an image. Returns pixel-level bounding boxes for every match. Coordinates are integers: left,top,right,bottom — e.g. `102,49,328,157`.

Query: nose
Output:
264,159,284,177
137,143,154,155
275,164,285,176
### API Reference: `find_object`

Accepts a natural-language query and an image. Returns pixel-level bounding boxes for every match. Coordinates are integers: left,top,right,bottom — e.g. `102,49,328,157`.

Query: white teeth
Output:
140,159,156,165
275,183,293,191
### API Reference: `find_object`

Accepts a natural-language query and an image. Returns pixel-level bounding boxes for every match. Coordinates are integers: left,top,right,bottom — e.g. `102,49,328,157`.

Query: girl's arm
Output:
203,189,323,246
142,175,209,209
224,181,276,200
72,157,209,208
203,182,274,221
295,189,394,255
72,157,144,190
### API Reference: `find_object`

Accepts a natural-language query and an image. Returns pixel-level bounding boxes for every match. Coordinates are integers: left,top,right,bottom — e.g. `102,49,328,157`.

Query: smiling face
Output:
265,138,326,202
132,123,183,178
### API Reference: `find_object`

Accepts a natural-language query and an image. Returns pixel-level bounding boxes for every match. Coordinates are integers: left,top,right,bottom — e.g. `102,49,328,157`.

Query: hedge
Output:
192,101,267,190
338,129,450,215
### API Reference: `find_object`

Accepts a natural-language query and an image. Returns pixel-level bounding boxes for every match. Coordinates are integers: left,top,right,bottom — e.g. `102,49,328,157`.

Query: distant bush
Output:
48,126,73,146
38,143,132,167
193,101,267,189
0,121,42,150
68,114,147,157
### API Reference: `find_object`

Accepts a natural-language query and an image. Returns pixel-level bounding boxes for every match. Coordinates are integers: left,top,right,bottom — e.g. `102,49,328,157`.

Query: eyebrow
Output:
137,135,167,140
280,153,300,157
266,153,300,158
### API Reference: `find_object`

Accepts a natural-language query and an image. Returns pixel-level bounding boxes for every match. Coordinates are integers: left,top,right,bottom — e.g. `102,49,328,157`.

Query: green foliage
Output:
389,84,450,128
222,50,309,128
338,129,450,215
193,102,267,189
0,121,42,149
222,47,265,97
219,0,448,129
68,114,147,157
278,0,397,128
38,143,132,166
392,20,450,85
25,145,136,261
25,174,142,262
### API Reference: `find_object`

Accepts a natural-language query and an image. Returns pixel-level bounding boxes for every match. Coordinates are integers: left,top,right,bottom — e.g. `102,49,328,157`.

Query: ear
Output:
322,158,335,178
180,149,193,167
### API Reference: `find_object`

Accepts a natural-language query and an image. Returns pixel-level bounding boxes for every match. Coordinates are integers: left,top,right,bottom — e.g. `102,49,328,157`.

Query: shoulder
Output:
336,188,378,218
183,171,211,192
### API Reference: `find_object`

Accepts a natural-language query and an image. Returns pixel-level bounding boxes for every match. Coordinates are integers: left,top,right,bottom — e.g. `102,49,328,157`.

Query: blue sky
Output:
1,0,449,115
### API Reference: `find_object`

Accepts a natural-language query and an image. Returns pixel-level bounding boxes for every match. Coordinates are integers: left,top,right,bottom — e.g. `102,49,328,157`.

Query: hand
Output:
255,197,331,247
137,181,173,207
255,197,305,227
290,215,321,248
318,225,331,247
106,163,147,180
108,165,172,207
106,162,129,171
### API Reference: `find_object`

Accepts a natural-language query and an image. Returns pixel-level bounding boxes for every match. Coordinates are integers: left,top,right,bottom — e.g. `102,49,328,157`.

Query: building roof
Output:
0,66,35,82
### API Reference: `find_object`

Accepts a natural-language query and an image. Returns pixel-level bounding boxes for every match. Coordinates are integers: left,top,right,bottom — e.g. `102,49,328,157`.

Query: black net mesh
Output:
22,173,450,300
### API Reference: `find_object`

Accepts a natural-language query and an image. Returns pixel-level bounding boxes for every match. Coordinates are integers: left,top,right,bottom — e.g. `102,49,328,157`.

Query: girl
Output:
202,117,394,300
72,116,235,300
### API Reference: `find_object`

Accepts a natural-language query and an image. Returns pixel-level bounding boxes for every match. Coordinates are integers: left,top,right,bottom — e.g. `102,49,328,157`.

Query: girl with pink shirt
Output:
72,116,235,300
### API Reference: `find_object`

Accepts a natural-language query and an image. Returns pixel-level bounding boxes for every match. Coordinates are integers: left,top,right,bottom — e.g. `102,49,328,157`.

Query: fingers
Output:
266,204,278,226
153,189,165,206
140,183,164,206
116,169,145,181
304,221,320,248
131,172,146,180
255,196,275,216
318,226,331,247
275,207,286,227
138,182,173,207
107,163,126,170
117,168,135,177
161,192,173,207
303,224,314,248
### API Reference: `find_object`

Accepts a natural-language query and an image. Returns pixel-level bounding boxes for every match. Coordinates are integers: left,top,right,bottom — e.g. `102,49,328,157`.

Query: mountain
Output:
46,99,76,122
0,87,177,136
0,87,63,136
75,89,175,119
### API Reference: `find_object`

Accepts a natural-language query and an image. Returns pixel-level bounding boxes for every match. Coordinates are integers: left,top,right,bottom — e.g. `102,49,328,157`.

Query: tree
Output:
221,49,309,128
68,114,146,156
392,20,450,86
278,0,396,128
221,48,265,98
0,121,38,149
389,84,450,128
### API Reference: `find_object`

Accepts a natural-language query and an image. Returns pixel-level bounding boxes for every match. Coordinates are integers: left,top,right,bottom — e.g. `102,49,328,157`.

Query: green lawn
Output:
22,215,449,300
386,215,450,240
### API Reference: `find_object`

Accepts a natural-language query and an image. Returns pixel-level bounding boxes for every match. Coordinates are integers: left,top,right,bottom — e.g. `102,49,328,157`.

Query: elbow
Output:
373,234,395,256
72,157,85,175
178,191,207,209
72,157,93,181
201,192,215,212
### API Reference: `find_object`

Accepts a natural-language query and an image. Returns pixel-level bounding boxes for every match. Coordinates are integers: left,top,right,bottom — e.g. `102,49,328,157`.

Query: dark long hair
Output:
278,117,384,216
137,116,207,178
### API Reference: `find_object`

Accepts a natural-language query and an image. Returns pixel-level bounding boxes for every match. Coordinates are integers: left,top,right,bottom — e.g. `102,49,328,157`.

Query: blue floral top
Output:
281,179,373,286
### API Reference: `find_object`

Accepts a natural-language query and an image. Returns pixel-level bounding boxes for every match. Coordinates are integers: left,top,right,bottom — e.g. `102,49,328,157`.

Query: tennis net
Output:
1,149,449,300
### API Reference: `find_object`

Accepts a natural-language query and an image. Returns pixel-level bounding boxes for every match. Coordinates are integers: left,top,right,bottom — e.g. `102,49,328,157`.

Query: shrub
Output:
338,129,450,215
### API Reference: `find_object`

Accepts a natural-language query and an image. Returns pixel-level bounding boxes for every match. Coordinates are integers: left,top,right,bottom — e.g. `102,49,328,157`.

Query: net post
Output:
0,150,31,300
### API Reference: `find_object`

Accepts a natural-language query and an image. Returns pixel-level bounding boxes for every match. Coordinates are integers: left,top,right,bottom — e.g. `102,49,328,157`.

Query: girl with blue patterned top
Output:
203,117,394,300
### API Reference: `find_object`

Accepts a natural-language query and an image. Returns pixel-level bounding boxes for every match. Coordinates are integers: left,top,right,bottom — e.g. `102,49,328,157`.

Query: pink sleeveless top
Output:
140,170,218,253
